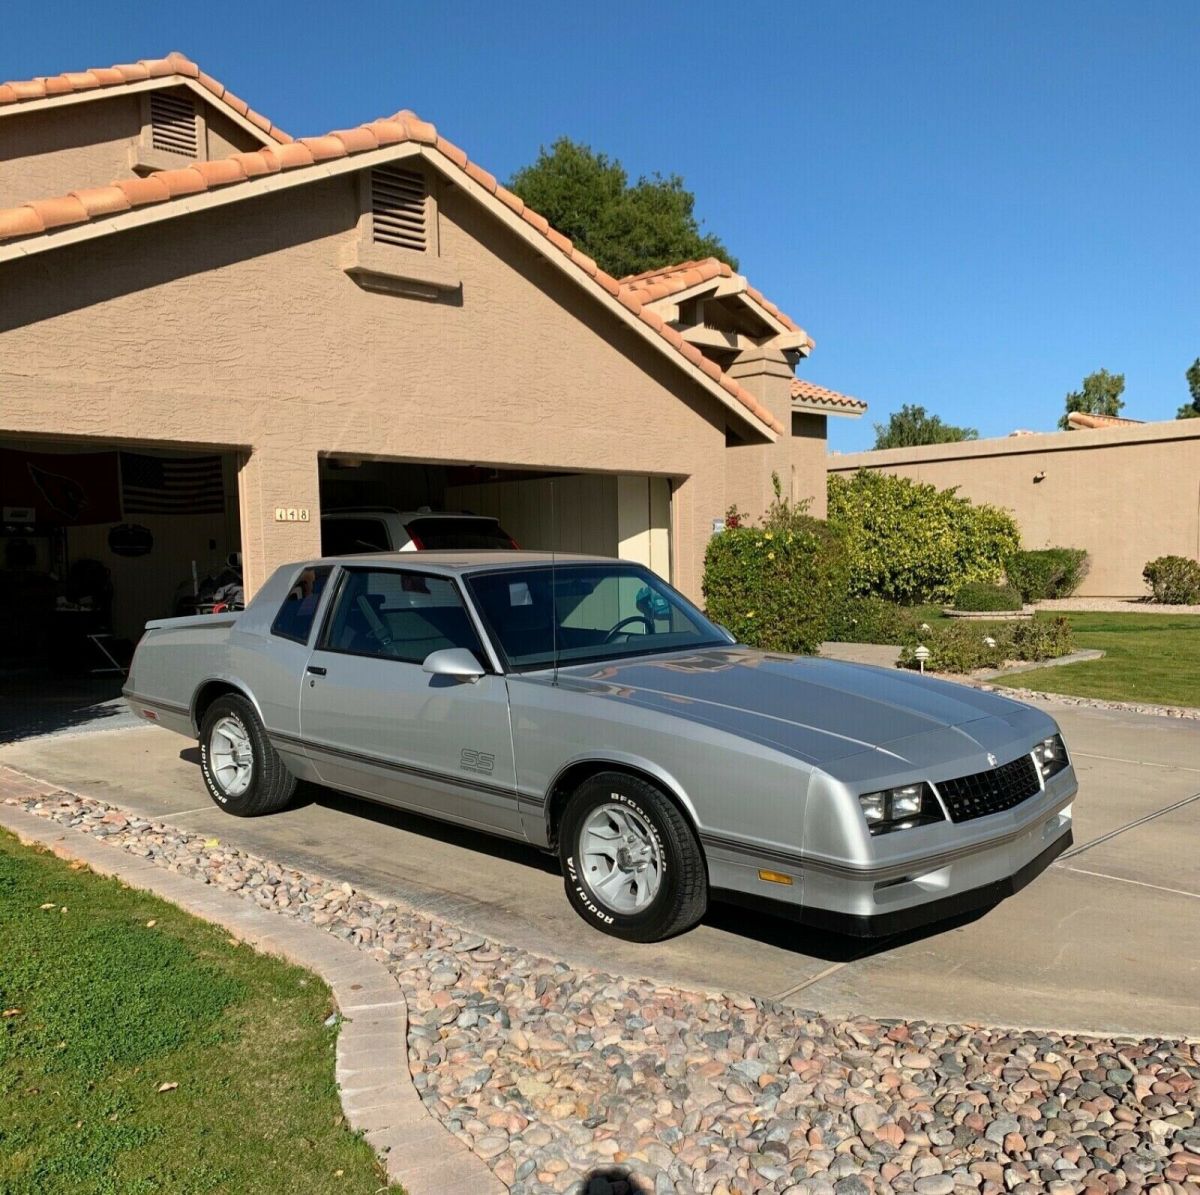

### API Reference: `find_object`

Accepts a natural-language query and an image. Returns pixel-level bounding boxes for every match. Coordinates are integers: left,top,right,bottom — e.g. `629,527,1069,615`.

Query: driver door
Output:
299,566,520,835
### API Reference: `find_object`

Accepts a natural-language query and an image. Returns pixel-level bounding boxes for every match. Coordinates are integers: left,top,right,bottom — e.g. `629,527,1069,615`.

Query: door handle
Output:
306,665,327,676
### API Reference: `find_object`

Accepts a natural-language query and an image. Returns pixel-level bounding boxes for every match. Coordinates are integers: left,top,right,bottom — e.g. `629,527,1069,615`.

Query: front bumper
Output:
796,826,1072,937
712,770,1076,938
795,772,1077,936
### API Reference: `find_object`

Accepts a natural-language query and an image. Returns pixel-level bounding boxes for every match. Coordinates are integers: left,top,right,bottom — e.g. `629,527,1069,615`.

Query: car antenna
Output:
550,478,559,687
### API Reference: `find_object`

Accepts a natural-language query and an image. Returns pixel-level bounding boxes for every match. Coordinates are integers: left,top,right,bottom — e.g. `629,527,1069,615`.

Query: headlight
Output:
857,782,944,835
1032,734,1069,781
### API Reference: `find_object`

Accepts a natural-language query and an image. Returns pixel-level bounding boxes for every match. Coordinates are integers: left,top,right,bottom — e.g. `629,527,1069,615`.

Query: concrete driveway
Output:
1,699,1196,1039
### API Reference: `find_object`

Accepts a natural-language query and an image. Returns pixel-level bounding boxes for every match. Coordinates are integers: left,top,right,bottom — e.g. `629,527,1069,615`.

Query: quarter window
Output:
321,569,484,665
271,566,332,644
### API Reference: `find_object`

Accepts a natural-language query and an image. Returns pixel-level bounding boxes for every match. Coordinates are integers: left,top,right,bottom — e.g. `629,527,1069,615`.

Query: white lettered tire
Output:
559,771,707,942
199,694,296,817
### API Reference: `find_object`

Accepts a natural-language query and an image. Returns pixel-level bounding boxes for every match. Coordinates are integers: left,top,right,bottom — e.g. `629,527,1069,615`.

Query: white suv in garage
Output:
320,508,519,556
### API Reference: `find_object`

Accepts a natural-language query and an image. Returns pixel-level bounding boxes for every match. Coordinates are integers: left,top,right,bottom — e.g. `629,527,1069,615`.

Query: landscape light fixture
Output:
914,644,931,673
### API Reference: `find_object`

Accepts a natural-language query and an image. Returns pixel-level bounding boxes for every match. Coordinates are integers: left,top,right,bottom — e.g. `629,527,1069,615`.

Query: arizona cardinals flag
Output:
0,448,121,525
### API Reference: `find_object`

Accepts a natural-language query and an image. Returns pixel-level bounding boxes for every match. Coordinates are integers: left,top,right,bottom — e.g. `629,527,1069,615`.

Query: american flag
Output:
120,452,225,515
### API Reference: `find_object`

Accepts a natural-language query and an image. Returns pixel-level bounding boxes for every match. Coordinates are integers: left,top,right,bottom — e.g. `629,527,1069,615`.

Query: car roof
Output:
305,551,628,573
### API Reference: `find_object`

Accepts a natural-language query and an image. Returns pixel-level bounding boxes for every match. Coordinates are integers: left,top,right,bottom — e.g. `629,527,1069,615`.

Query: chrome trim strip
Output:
267,731,517,802
122,689,189,717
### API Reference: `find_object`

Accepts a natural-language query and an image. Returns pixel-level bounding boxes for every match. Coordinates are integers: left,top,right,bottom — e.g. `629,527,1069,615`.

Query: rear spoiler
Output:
144,612,241,632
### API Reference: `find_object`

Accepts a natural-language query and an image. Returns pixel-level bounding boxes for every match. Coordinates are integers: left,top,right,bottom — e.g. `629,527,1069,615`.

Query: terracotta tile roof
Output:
619,256,807,336
791,378,867,412
0,111,781,436
0,51,291,143
1066,412,1143,430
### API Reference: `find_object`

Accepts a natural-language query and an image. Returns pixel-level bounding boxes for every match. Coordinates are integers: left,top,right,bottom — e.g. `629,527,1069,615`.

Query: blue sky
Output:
6,2,1198,451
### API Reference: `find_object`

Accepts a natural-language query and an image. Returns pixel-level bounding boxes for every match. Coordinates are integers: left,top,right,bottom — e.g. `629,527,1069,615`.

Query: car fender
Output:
543,750,703,840
190,674,267,735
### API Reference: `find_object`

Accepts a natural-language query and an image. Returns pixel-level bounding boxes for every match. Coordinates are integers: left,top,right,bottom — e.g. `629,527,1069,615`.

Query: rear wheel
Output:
199,694,296,817
559,771,707,942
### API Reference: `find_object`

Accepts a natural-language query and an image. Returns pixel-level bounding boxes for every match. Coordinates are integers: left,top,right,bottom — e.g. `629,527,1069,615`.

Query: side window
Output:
320,518,392,556
271,566,333,644
321,569,484,665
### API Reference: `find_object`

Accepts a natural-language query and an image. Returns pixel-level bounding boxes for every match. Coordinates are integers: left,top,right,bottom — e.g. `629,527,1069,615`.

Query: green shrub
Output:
899,616,1074,674
1010,616,1074,661
704,485,849,654
1142,555,1200,604
827,470,1021,604
827,596,925,644
1005,548,1090,601
953,582,1023,611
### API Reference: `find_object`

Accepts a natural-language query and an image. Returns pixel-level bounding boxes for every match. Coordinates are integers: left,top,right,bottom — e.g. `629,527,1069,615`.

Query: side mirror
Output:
422,647,486,683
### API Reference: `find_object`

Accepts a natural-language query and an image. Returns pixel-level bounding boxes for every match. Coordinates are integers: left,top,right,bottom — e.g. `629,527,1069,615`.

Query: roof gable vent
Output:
371,167,428,251
149,89,198,157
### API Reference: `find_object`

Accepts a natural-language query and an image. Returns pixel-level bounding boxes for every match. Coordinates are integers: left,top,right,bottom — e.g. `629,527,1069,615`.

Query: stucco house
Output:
0,52,862,667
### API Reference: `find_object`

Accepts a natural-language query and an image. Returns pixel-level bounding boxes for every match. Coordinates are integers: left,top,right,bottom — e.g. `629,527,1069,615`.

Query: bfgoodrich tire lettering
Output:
199,694,296,817
559,771,707,942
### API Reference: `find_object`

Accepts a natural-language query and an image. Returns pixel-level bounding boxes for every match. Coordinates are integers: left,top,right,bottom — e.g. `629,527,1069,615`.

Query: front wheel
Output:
559,771,707,942
199,694,296,817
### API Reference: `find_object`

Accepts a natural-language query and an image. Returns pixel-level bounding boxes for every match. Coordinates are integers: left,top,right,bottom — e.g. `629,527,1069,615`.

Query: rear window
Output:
405,517,515,551
321,518,391,556
271,566,332,643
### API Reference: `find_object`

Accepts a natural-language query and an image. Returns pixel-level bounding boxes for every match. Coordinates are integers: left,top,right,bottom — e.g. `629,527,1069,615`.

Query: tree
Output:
1059,368,1125,429
508,138,736,279
1177,358,1200,419
872,404,978,449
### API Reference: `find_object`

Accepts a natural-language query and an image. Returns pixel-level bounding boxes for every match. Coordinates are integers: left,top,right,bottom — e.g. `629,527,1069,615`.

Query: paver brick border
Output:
0,781,506,1195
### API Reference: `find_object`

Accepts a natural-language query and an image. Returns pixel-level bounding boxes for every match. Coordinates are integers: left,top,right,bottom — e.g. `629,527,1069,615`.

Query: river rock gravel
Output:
6,791,1199,1195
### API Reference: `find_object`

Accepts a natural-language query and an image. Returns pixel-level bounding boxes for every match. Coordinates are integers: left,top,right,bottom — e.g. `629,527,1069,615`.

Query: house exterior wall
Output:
792,412,828,517
0,96,143,206
0,166,734,604
202,104,264,159
723,347,793,519
828,422,1200,595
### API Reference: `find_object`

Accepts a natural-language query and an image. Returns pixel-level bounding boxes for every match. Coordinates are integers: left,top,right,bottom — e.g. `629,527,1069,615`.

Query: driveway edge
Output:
0,777,505,1195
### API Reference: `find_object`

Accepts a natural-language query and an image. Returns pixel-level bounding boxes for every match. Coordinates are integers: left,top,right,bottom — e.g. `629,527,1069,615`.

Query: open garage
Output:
0,436,242,676
318,456,671,578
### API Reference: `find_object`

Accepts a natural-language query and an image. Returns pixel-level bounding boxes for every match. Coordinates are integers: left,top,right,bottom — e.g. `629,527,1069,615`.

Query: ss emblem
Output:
460,748,495,775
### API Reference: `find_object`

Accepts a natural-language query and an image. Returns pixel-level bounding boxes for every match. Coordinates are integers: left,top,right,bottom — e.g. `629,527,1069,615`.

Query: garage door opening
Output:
318,458,671,580
0,437,242,683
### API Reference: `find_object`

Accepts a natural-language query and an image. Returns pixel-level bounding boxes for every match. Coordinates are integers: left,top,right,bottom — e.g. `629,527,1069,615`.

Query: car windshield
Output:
466,564,727,670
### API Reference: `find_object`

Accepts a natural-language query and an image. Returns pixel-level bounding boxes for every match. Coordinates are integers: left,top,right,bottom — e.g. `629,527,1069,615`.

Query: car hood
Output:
559,646,1054,772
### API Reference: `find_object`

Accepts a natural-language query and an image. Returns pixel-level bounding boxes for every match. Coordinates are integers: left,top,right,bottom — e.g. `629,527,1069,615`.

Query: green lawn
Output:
0,831,401,1195
995,611,1200,708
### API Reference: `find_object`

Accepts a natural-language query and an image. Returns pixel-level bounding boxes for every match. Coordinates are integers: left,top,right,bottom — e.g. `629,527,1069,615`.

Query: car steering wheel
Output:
603,614,653,643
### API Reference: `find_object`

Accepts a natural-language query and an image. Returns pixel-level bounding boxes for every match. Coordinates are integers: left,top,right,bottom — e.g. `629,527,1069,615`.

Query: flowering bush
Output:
703,482,849,654
827,470,1020,603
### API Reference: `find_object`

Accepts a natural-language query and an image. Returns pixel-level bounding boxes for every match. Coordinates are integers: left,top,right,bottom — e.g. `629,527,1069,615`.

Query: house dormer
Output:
0,52,288,207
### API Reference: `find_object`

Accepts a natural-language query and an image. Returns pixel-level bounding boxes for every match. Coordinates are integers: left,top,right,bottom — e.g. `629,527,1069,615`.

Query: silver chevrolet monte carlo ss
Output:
124,552,1077,942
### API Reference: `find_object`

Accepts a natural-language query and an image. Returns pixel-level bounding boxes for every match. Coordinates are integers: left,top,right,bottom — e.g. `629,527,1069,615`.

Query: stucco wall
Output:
203,104,265,160
792,412,828,518
0,164,735,602
828,424,1200,595
0,96,142,206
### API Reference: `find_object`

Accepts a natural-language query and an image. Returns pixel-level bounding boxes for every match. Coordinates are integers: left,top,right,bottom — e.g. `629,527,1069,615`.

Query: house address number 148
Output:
274,508,310,522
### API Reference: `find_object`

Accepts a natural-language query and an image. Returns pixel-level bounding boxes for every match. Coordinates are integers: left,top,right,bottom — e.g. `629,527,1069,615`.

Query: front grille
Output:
936,754,1041,823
